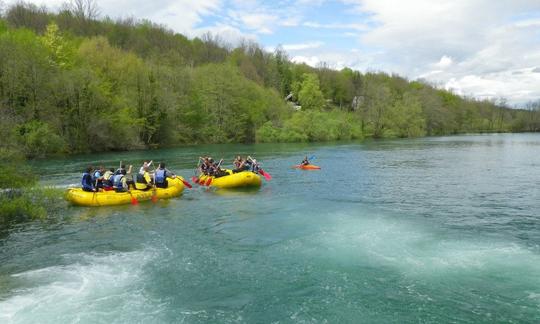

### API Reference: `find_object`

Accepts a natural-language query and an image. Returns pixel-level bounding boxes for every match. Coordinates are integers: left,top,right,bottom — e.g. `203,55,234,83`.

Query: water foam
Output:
311,210,540,280
0,249,163,324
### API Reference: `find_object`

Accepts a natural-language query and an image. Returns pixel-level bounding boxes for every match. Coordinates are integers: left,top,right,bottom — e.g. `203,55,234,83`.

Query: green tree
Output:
298,73,325,110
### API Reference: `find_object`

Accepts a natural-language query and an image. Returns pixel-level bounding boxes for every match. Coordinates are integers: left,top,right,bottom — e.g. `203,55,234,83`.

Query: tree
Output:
42,22,74,68
298,73,324,110
64,0,100,21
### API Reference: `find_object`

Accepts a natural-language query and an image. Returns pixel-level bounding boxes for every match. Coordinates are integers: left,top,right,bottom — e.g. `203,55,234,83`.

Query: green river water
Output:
1,133,539,323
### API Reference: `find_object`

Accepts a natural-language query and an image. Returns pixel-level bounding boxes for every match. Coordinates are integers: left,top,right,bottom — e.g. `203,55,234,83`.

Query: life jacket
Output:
103,171,113,181
82,172,93,189
113,174,125,189
93,170,102,181
155,169,166,184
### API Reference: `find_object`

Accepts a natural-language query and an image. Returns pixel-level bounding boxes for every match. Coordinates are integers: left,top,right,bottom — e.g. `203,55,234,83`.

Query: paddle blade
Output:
191,176,199,184
151,193,158,203
205,177,212,186
181,179,193,189
259,169,272,181
131,196,139,205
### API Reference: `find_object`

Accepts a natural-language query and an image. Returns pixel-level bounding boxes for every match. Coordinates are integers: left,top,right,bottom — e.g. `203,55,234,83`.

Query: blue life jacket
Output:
82,172,94,190
155,169,166,184
92,170,101,182
113,174,124,189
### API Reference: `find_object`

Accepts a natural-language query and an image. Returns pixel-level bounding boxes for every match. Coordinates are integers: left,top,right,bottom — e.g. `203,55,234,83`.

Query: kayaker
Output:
154,162,176,188
82,166,96,192
301,156,310,166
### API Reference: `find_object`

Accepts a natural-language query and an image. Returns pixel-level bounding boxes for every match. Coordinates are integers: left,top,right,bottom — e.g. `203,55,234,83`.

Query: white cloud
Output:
282,41,324,51
303,21,369,31
291,55,321,67
435,55,453,69
341,0,540,104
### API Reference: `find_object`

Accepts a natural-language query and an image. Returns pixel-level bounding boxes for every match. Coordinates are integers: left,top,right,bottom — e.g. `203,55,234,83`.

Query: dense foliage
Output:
0,2,539,158
0,148,63,225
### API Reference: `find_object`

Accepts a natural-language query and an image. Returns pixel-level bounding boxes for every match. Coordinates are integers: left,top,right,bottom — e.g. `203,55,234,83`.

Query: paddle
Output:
126,165,139,205
247,156,271,180
192,157,204,185
129,191,139,205
180,177,192,189
259,169,272,181
205,159,223,186
151,186,158,203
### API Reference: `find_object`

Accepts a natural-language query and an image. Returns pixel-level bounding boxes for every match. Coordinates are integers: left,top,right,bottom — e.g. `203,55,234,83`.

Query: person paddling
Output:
102,168,115,190
113,165,135,192
93,166,105,189
82,166,96,192
154,162,176,188
136,163,153,191
115,163,126,175
301,156,310,166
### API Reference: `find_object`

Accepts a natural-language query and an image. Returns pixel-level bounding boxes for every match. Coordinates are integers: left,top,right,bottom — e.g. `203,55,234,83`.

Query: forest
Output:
0,1,539,160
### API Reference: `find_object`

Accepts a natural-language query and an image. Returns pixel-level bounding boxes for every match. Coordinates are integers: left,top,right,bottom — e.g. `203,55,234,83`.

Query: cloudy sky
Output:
4,0,540,106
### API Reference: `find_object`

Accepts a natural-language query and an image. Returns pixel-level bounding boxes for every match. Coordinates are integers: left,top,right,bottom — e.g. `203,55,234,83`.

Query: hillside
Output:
1,2,539,158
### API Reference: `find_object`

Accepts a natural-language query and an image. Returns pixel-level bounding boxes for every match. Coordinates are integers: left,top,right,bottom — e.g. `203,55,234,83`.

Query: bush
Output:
15,121,66,158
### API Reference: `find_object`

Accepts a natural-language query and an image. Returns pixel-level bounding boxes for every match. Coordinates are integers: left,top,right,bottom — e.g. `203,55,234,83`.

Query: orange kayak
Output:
293,164,321,170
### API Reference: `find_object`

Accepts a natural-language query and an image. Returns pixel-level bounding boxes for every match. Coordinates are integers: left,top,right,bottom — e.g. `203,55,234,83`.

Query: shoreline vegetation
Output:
0,1,539,224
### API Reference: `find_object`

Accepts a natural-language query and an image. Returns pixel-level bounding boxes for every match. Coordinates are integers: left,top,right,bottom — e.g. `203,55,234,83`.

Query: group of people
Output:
81,161,176,192
197,155,260,178
81,155,265,191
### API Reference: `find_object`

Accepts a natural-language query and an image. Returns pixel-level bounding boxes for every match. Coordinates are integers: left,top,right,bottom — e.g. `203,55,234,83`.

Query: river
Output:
1,134,539,323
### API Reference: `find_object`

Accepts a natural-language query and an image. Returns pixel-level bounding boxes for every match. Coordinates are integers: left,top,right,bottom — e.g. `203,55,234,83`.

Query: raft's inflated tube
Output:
197,170,262,189
66,177,185,206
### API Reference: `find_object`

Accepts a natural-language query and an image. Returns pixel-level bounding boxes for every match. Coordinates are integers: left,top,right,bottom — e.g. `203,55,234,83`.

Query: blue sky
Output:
3,0,540,106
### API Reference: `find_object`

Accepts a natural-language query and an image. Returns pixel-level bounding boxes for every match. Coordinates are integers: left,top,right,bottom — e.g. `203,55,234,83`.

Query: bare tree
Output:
64,0,100,20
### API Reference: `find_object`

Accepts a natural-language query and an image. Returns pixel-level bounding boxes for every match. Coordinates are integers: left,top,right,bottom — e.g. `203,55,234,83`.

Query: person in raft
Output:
136,163,154,191
137,160,152,182
246,156,260,173
232,156,247,173
92,166,105,189
113,165,136,192
154,162,176,188
82,166,97,192
102,168,115,190
301,156,310,166
114,164,126,175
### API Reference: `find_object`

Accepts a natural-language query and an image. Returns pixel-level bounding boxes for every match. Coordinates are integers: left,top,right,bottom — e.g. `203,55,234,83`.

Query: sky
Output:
3,0,540,106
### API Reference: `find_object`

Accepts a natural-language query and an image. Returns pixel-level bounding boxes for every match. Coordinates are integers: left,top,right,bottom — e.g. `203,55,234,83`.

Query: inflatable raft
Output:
293,164,321,170
66,177,185,207
196,170,261,189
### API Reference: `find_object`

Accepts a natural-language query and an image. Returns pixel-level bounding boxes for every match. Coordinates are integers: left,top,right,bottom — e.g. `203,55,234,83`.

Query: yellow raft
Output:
197,170,261,189
66,177,185,207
